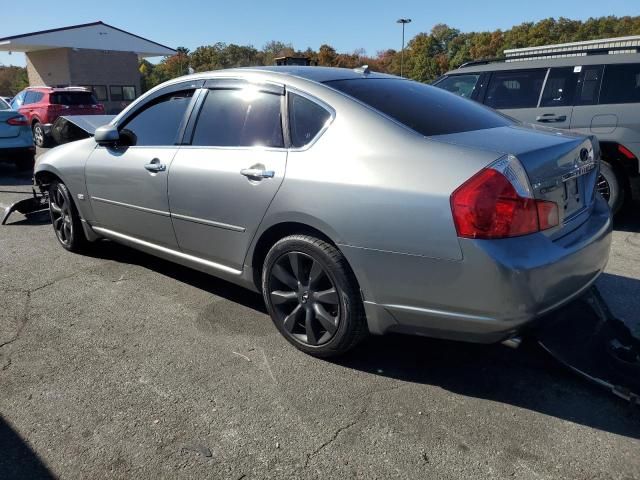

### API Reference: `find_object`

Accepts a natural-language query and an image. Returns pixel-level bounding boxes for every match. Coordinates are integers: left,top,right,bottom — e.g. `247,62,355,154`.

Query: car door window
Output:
575,65,603,105
23,91,38,105
484,69,547,109
10,91,25,109
433,74,481,99
191,88,283,148
288,93,331,148
119,90,194,146
540,67,579,107
600,63,640,105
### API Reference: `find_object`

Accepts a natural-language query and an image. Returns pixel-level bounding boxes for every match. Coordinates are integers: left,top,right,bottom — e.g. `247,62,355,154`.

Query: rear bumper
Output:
343,195,612,343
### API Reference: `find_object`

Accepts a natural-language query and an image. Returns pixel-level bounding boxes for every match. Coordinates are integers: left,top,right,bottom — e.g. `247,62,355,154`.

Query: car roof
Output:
225,66,397,82
445,52,640,75
26,86,90,92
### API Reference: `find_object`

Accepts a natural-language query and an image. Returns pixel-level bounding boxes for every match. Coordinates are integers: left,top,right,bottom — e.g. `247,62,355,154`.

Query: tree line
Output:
1,15,638,97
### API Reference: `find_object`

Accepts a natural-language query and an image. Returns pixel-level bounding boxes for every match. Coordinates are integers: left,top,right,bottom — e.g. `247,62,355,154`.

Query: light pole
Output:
396,18,412,77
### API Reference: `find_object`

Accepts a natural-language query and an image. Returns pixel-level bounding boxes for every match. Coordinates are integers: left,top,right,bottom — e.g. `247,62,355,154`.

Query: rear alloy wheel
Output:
48,181,87,252
262,235,367,357
597,162,623,214
32,122,47,148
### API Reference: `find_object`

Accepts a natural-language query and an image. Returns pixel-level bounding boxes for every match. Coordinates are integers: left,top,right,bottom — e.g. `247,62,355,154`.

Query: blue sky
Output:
0,0,637,67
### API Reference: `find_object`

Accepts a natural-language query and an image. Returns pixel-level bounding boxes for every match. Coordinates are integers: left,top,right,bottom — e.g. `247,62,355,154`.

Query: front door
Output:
85,88,197,247
169,83,287,271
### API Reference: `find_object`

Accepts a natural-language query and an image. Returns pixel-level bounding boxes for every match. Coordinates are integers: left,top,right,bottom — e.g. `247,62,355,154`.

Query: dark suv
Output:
434,51,640,213
11,87,105,147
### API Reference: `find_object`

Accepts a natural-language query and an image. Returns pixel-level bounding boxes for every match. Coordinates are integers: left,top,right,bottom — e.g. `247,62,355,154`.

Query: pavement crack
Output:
0,290,31,351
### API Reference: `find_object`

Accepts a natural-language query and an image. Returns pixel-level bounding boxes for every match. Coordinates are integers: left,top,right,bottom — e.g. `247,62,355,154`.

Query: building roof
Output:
504,35,640,61
0,21,176,57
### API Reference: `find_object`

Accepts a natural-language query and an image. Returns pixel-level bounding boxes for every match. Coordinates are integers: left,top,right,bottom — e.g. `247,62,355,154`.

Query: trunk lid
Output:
0,110,22,138
432,124,600,238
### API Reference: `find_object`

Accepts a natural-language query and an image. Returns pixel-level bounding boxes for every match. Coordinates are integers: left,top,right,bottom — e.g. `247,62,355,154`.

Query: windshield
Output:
51,92,98,106
433,74,481,99
325,78,512,137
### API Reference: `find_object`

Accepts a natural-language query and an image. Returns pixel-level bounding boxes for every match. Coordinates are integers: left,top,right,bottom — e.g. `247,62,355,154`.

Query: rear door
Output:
533,66,578,129
483,68,547,123
168,80,287,271
569,65,604,135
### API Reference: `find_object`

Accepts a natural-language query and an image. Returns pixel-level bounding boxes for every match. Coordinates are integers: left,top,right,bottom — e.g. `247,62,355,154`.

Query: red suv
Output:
10,87,104,147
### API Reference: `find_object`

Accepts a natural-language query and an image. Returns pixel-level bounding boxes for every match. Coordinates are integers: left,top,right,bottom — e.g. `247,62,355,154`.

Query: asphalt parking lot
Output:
1,156,639,479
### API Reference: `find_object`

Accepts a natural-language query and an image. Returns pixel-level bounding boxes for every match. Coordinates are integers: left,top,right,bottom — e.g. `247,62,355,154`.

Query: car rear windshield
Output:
325,78,512,136
51,92,98,106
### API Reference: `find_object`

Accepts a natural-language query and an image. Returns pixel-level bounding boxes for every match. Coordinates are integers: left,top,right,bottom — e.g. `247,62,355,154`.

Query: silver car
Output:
0,97,35,171
34,67,612,357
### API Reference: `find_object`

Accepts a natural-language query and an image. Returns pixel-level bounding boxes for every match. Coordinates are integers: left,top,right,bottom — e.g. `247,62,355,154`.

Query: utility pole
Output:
396,18,412,77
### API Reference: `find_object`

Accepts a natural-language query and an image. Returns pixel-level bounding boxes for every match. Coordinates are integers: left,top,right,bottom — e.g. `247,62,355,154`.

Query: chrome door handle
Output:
536,114,567,123
144,159,166,172
240,168,275,179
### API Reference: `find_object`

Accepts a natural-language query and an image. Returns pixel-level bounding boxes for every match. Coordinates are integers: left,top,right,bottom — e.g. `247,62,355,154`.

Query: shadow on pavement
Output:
0,416,54,480
0,163,33,187
613,202,640,233
84,239,267,314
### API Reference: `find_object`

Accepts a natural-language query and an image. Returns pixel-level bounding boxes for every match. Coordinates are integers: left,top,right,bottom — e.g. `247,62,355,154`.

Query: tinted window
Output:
10,91,25,109
576,66,603,105
600,63,640,105
192,88,283,148
23,91,42,105
540,67,578,107
120,90,194,146
289,93,331,148
326,78,511,137
434,74,480,99
51,92,97,105
485,70,546,109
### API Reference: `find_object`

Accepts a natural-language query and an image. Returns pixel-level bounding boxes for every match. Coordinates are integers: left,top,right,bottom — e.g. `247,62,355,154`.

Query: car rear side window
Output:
119,90,194,146
288,93,331,148
484,69,546,109
191,88,284,148
23,91,43,105
600,63,640,105
575,66,603,105
540,67,579,107
51,92,97,105
325,78,511,137
433,74,480,99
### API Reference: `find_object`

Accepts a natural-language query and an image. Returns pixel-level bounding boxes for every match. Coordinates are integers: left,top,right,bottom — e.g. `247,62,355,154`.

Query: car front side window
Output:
118,90,194,147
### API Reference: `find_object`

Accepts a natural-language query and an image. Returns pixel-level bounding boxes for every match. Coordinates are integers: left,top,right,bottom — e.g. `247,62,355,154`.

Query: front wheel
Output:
48,181,87,252
262,235,367,358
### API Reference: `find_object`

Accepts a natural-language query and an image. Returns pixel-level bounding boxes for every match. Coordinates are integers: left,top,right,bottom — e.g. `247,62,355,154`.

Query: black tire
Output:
32,121,48,148
48,181,87,252
597,162,623,214
262,235,367,358
14,152,35,172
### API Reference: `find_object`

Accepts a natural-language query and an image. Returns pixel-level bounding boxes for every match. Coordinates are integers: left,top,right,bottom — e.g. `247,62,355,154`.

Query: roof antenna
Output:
354,65,370,75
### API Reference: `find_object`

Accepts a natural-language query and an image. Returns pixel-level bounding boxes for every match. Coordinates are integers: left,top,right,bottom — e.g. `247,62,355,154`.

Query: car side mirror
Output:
94,125,119,146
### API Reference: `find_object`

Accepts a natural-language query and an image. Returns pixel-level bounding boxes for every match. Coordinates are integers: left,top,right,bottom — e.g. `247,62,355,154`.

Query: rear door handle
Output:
536,114,567,123
240,168,275,179
144,158,166,173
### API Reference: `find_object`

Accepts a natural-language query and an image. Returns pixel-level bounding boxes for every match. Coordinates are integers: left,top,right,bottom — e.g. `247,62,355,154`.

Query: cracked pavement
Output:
0,161,639,479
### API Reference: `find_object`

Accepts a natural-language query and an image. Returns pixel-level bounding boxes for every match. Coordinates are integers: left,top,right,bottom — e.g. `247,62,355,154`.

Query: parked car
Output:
11,86,105,147
433,52,640,213
0,96,35,170
34,67,612,357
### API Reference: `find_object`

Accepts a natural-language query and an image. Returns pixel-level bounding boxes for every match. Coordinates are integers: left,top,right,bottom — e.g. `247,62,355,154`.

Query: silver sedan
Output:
34,67,612,357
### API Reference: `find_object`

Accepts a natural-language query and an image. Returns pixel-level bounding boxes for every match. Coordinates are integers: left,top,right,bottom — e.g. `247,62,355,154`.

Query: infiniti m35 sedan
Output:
34,66,612,357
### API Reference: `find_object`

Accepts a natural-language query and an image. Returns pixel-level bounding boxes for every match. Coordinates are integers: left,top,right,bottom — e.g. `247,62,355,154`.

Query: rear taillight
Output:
451,155,559,239
6,115,28,126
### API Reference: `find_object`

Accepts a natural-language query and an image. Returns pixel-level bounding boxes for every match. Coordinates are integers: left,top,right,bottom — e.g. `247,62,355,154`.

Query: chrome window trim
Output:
285,87,336,152
171,212,245,232
91,196,170,217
